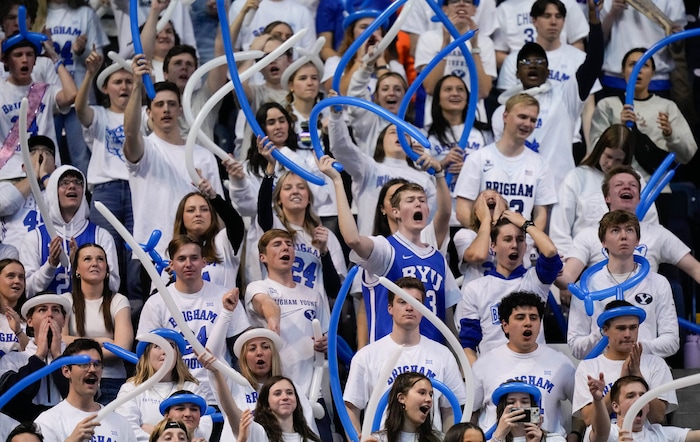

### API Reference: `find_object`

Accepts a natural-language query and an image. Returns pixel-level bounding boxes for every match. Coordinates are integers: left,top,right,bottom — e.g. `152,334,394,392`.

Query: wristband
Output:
521,220,536,232
39,174,50,190
434,170,445,178
263,170,276,179
471,47,481,55
54,59,64,73
375,65,389,71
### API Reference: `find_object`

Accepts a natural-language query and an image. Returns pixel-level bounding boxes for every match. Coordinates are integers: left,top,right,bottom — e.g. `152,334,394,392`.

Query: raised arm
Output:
140,0,169,60
587,373,611,442
75,49,102,127
318,155,375,260
198,352,244,437
44,41,78,109
123,55,147,163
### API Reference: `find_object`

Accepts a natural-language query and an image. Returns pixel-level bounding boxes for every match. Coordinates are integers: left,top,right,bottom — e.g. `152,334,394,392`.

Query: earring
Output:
402,403,406,410
76,273,81,279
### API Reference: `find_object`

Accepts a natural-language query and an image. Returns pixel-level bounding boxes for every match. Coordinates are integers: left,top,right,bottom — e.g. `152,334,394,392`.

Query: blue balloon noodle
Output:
0,355,90,409
310,97,431,167
331,0,408,94
624,28,700,126
547,292,568,336
2,6,47,54
396,0,478,179
337,335,355,366
569,255,650,316
328,265,360,442
124,230,170,274
679,317,700,334
104,342,139,365
584,336,609,360
371,378,462,432
636,153,675,220
130,0,156,99
215,0,326,187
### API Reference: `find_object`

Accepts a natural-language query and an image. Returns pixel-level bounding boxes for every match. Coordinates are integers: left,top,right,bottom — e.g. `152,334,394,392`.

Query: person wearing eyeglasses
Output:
491,0,603,186
35,338,138,442
19,165,119,297
0,292,70,422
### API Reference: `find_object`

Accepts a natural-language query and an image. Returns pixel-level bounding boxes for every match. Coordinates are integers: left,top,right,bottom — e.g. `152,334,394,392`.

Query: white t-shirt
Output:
126,133,223,258
453,142,558,219
62,291,130,379
137,281,251,403
228,0,316,51
83,106,129,187
202,228,242,290
583,422,689,442
572,353,676,415
36,399,137,442
549,166,658,256
566,221,690,271
414,30,497,126
473,343,576,437
567,268,680,359
491,0,589,54
0,81,68,180
456,267,550,354
245,278,330,396
45,3,109,93
399,0,498,39
115,380,209,442
0,314,22,357
344,335,466,431
599,0,686,80
452,227,496,286
0,184,43,251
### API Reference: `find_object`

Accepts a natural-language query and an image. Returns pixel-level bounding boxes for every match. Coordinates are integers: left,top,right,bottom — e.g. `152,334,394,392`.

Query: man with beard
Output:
472,291,575,438
0,293,71,422
35,339,137,442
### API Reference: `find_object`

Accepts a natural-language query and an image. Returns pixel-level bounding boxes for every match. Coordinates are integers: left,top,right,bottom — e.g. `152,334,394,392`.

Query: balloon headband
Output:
159,393,209,415
342,9,384,30
1,6,46,55
21,294,71,320
597,305,646,329
491,382,542,408
96,51,133,89
136,328,188,358
232,328,284,357
281,36,326,88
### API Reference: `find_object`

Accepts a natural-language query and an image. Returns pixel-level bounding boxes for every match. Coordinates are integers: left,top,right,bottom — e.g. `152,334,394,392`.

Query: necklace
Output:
607,263,636,285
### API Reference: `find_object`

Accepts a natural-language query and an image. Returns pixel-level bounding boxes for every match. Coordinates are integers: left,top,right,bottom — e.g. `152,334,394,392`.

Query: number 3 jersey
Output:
136,280,251,403
453,142,557,220
354,232,461,344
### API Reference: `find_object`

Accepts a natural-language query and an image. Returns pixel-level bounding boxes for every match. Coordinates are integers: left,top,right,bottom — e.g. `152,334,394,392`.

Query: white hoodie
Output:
20,165,120,297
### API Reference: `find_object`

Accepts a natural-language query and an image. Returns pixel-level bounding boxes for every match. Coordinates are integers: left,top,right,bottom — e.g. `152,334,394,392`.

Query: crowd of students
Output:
0,0,699,440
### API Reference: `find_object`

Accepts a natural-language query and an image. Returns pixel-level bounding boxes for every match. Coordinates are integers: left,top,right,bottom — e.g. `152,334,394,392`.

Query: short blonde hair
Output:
504,93,540,112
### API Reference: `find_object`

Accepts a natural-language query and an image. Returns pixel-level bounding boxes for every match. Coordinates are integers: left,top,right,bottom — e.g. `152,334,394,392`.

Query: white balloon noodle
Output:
309,318,327,419
621,373,700,434
181,50,264,154
96,51,134,94
96,333,176,421
18,98,70,268
183,29,308,184
361,345,404,438
377,276,474,419
362,0,417,63
94,202,250,386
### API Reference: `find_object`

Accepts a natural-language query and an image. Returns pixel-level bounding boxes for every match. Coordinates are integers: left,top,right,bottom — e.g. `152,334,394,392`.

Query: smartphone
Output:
510,407,540,423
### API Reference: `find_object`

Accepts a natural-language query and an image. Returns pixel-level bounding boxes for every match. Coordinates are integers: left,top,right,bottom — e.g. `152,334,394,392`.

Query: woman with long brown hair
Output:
62,243,132,404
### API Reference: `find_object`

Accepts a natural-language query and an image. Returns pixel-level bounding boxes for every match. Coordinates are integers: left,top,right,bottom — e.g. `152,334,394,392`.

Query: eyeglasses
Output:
75,359,103,370
58,178,84,188
518,58,547,67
